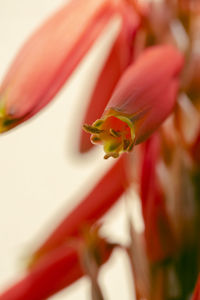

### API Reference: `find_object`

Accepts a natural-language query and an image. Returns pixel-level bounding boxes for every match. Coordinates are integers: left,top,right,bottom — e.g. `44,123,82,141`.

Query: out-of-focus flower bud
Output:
31,155,128,265
0,228,114,300
0,0,138,132
0,244,82,300
83,45,183,158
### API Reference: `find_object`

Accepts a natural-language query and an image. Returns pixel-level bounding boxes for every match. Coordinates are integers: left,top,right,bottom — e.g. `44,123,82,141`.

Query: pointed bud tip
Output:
0,106,18,133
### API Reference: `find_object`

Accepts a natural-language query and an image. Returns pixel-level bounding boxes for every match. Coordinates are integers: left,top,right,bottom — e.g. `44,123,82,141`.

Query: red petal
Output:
80,2,140,152
0,234,114,300
0,244,82,300
32,155,129,263
0,0,132,131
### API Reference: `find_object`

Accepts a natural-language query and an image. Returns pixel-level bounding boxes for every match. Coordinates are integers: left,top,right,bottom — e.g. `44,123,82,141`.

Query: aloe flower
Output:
0,244,83,300
1,0,200,299
0,228,114,300
83,45,183,158
0,0,139,133
0,157,127,299
31,155,128,264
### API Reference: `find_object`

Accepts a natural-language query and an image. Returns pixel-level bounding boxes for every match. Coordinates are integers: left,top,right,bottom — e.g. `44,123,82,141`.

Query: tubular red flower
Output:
0,245,82,300
83,45,184,158
0,232,114,300
140,134,176,262
0,0,138,132
80,3,140,152
31,155,129,265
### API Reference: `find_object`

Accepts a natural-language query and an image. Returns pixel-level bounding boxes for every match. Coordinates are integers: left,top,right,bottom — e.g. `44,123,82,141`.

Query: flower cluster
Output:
0,0,200,299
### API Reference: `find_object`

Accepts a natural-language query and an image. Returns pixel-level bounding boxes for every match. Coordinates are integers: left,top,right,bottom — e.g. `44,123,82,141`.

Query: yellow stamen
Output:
83,124,104,134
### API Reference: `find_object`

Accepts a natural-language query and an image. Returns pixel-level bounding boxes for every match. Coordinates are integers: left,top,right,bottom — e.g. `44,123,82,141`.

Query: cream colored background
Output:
0,1,143,299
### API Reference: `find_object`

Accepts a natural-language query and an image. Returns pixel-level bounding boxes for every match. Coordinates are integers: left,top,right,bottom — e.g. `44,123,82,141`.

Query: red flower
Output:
79,2,140,152
0,0,139,133
32,155,128,264
0,229,114,300
83,45,183,158
0,156,127,299
1,0,199,299
0,244,82,300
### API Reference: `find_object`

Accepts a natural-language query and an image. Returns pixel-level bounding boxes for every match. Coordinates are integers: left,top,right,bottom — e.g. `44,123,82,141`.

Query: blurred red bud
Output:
0,229,114,300
0,243,84,300
0,0,136,132
31,155,128,264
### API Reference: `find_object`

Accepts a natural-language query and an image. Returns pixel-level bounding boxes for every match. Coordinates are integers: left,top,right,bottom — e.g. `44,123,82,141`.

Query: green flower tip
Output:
0,104,18,133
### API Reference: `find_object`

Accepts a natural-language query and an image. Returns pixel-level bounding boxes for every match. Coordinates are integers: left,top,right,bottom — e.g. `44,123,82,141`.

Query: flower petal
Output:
80,2,140,152
0,231,114,300
0,245,82,300
0,0,132,132
31,155,129,264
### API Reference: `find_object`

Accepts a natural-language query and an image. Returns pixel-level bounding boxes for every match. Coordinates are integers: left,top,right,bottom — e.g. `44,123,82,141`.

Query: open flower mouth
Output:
83,108,135,159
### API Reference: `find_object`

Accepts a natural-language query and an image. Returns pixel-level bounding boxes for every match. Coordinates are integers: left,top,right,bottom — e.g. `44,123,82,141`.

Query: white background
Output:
0,1,143,299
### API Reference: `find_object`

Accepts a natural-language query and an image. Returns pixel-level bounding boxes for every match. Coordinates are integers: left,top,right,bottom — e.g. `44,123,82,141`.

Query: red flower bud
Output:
0,244,82,300
31,155,128,264
0,0,137,132
83,45,183,158
0,230,114,300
